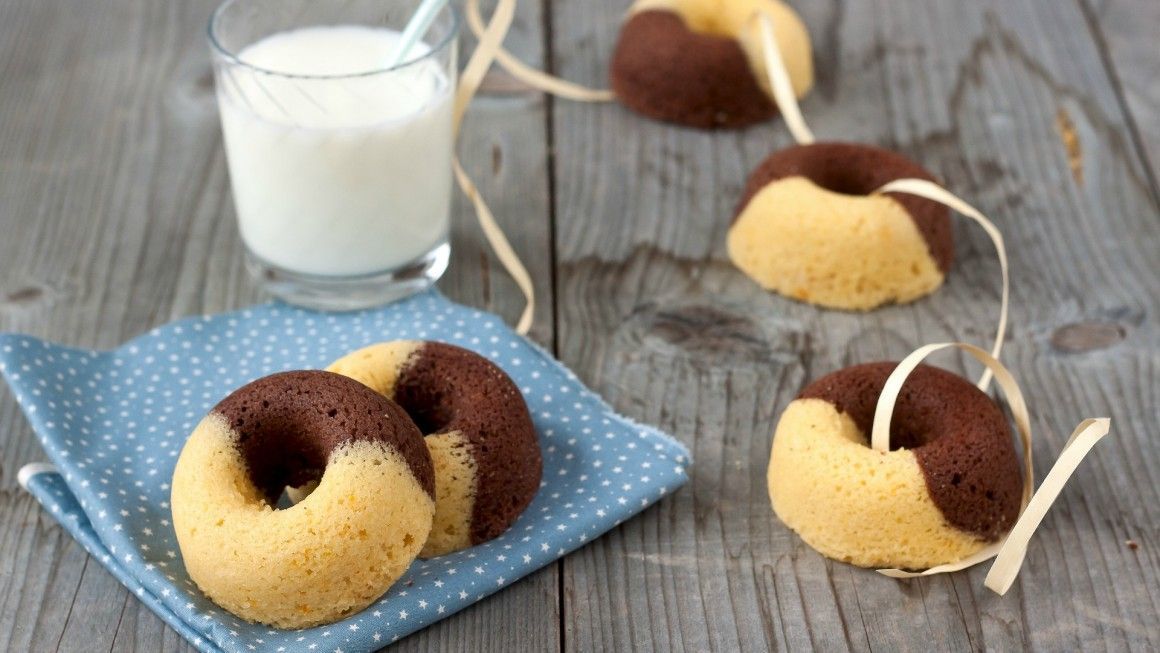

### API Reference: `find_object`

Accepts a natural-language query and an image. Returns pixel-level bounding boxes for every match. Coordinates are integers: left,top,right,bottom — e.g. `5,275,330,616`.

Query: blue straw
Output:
386,0,451,68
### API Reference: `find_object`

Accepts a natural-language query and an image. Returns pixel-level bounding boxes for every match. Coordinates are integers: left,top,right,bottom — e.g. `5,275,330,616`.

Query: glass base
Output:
245,242,449,311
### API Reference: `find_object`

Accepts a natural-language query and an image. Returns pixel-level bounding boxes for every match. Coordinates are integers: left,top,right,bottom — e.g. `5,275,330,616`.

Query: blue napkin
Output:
0,290,690,653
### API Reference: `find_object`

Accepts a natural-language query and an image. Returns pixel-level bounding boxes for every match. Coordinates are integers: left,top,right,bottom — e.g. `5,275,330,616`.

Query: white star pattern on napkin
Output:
2,292,690,653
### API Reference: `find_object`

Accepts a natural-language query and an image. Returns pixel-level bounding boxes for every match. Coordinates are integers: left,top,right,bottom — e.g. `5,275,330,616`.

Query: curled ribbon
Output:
755,11,1110,591
872,179,1009,392
459,0,660,334
462,0,1113,599
870,342,1110,595
454,0,535,334
465,0,614,101
453,1,821,334
754,11,814,145
751,9,1010,391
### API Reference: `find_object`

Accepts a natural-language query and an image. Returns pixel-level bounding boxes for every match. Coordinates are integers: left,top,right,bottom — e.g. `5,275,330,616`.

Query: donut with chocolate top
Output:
728,142,954,310
767,362,1024,569
610,0,814,129
171,371,435,628
327,341,541,557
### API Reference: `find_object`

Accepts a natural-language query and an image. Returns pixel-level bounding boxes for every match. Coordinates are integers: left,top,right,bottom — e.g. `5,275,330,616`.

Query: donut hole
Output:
883,424,942,451
239,429,329,508
395,398,455,436
228,397,369,506
393,376,458,436
797,362,1024,540
804,166,880,198
273,488,298,509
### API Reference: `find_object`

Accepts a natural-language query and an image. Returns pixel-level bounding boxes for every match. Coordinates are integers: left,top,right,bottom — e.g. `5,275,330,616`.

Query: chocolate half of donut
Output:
611,10,776,129
799,362,1022,540
393,342,541,545
215,370,435,504
735,142,955,273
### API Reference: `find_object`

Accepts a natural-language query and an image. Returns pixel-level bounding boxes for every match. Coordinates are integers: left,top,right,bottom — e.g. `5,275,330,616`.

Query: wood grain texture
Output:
0,0,558,650
2,0,1159,650
550,0,1160,650
1083,0,1160,188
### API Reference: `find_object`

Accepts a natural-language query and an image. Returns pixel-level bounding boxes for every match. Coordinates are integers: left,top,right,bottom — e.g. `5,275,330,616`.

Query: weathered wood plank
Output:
0,0,558,650
1082,0,1160,190
551,0,1160,650
4,0,1158,649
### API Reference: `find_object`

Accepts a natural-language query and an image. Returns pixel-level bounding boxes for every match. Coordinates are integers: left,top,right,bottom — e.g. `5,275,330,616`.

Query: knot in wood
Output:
629,303,773,364
1050,321,1126,353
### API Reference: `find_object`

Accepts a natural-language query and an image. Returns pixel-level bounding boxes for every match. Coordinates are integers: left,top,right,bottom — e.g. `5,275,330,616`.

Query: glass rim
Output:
207,0,461,80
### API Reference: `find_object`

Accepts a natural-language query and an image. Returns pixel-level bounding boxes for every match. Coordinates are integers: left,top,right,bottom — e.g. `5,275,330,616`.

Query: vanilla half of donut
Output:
767,362,1023,570
729,142,954,310
611,0,814,128
328,340,541,557
171,371,435,628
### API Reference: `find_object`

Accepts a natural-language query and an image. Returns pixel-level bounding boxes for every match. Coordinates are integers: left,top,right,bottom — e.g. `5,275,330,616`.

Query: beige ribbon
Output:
870,342,1110,595
465,0,615,102
454,0,534,334
873,179,1009,392
751,1,1016,388
754,9,1004,380
754,12,815,145
985,417,1110,594
460,0,1110,598
756,7,1007,387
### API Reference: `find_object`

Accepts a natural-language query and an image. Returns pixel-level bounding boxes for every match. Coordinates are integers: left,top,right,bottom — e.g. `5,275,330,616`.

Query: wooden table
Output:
2,1,1158,650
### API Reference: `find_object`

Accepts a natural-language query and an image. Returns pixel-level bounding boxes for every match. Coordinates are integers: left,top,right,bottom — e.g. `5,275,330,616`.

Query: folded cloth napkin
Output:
0,290,690,653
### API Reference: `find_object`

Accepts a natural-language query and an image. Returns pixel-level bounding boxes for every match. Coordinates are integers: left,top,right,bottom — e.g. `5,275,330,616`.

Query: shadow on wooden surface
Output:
551,0,1158,650
0,0,1157,651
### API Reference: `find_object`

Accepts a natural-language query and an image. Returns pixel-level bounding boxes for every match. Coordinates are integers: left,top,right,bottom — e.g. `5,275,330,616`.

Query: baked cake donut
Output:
767,362,1024,569
327,341,541,557
610,0,814,128
728,142,954,310
171,371,435,628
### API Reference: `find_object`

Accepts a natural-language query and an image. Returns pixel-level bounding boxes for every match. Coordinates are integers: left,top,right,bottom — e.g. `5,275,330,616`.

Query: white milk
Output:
217,26,453,277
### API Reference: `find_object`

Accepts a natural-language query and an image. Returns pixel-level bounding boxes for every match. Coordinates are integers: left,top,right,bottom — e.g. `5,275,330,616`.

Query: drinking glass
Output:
209,0,459,310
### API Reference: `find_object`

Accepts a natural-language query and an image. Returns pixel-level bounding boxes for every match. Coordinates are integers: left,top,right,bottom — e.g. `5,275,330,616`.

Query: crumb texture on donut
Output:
736,143,954,271
729,142,954,310
797,362,1023,539
767,399,986,569
215,370,435,502
172,415,434,628
329,341,541,556
394,342,541,547
421,431,478,557
767,363,1024,569
325,340,420,398
728,177,945,309
611,0,813,128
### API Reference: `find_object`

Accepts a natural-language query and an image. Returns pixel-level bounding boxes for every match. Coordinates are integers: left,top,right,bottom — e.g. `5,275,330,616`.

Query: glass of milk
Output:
208,0,457,310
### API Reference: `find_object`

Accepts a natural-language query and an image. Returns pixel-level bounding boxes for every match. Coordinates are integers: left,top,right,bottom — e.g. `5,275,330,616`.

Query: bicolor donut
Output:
610,0,814,129
171,371,435,628
767,362,1024,569
728,142,954,310
327,340,541,557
